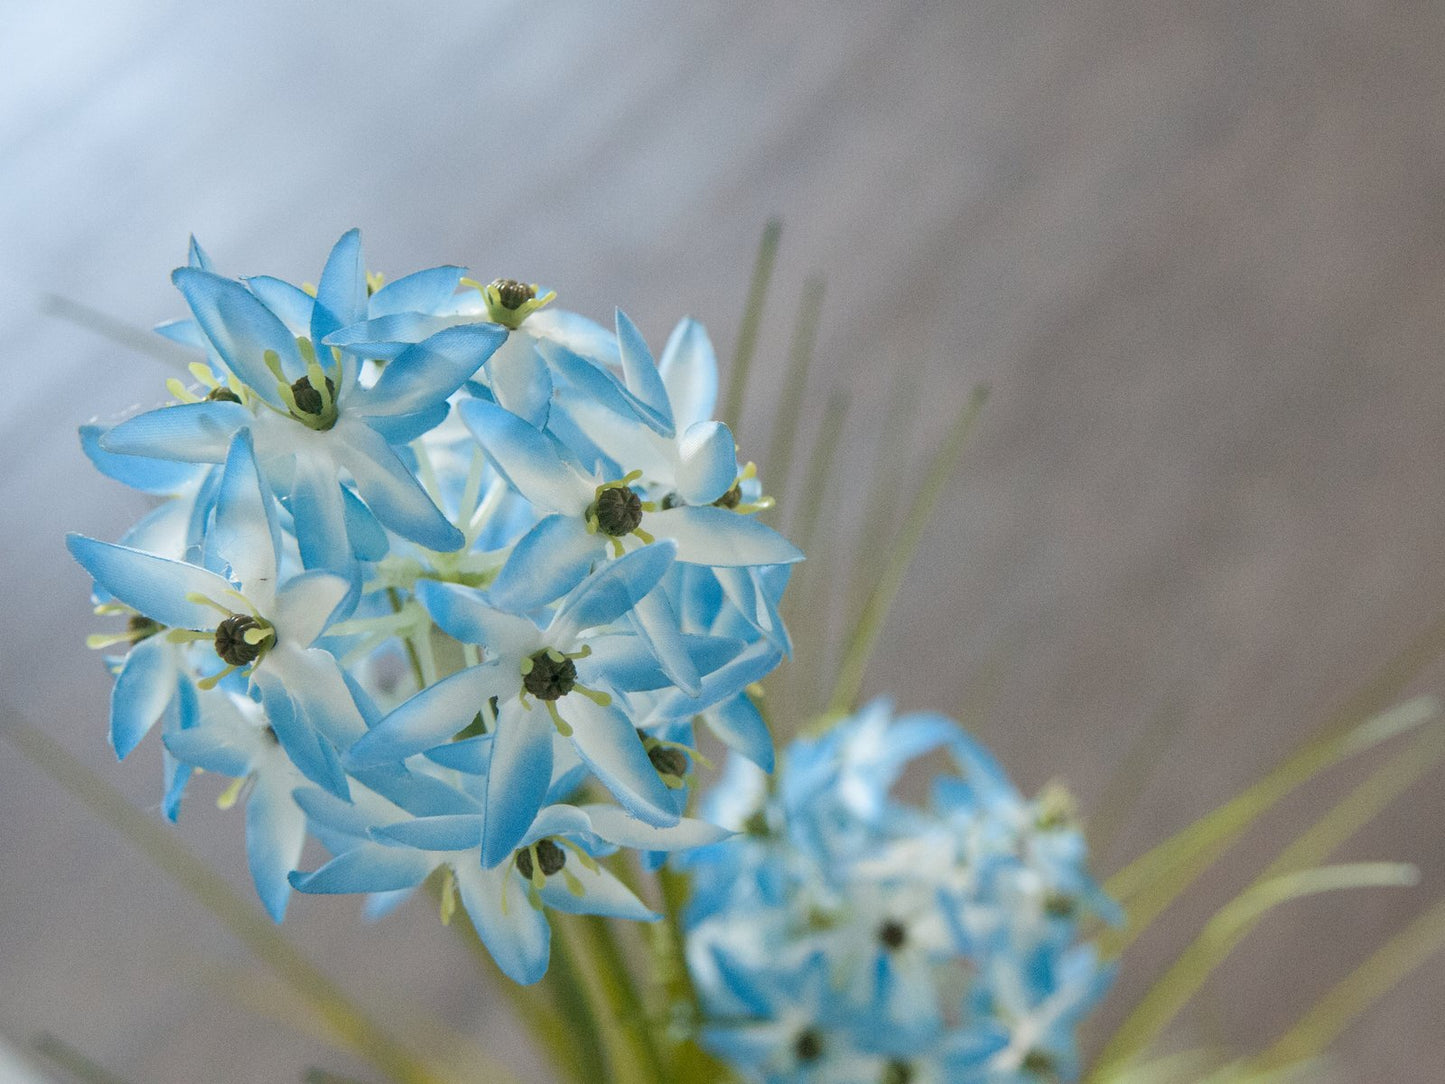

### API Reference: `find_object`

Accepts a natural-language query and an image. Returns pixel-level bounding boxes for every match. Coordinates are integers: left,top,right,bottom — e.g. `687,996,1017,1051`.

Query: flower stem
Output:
721,219,782,432
826,383,989,717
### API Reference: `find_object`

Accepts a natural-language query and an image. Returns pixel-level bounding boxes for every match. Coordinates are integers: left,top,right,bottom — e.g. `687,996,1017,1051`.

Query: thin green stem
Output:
826,384,990,717
549,916,655,1084
720,219,782,432
653,869,734,1082
385,587,426,691
1100,696,1436,958
535,913,613,1083
1090,724,1445,1075
1252,894,1445,1069
436,882,579,1084
41,294,198,372
2,714,452,1084
31,1033,133,1084
846,365,921,606
581,915,668,1082
1087,696,1191,862
762,273,825,509
1091,862,1419,1080
785,389,850,557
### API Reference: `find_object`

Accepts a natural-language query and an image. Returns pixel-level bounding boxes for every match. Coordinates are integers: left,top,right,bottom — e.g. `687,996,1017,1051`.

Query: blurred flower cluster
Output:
55,226,1441,1084
683,701,1117,1083
69,230,801,983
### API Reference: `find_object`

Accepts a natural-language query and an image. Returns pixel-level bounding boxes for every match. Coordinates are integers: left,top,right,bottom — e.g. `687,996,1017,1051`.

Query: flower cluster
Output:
682,701,1117,1083
70,231,800,983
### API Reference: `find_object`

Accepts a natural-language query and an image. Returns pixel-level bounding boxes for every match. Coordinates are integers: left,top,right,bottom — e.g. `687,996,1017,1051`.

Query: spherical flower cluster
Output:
69,230,800,984
682,701,1118,1083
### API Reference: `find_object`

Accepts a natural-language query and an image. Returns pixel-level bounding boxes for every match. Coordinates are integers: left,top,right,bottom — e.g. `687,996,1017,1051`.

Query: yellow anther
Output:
545,701,573,737
572,684,612,708
216,775,247,810
438,867,457,926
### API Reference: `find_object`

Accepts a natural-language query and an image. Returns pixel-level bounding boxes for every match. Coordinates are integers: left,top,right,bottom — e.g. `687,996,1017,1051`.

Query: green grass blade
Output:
773,390,848,723
547,916,658,1084
841,367,922,658
762,273,825,508
41,294,198,371
1089,863,1419,1079
653,868,738,1084
303,1070,371,1084
1096,1048,1219,1084
1194,1058,1329,1084
428,885,581,1084
1100,696,1437,958
1087,696,1191,862
720,219,782,432
1093,720,1445,1072
1,712,457,1084
1108,606,1445,914
1252,892,1445,1070
30,1033,134,1084
826,384,989,717
783,388,849,551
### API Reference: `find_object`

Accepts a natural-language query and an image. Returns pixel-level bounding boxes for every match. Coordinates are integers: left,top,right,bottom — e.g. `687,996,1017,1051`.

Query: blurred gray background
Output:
3,1,1444,1080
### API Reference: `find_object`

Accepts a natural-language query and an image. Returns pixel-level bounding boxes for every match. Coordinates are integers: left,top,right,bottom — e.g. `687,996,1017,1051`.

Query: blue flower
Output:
99,231,507,571
684,702,1116,1084
346,543,702,865
460,392,801,614
324,275,620,430
164,688,308,921
69,430,366,799
290,783,730,984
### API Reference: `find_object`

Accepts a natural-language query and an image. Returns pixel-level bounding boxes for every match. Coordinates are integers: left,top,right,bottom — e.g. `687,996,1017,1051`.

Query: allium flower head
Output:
684,702,1116,1084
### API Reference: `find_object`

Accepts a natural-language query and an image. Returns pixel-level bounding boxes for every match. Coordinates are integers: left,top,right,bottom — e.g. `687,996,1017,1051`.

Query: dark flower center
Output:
515,838,566,879
1022,1050,1058,1079
793,1029,824,1064
1044,892,1076,919
712,482,742,509
205,386,241,403
882,1062,914,1084
214,614,265,666
592,486,643,536
290,375,337,418
742,809,772,837
128,614,161,641
877,919,908,950
647,744,689,779
523,650,577,701
491,278,536,310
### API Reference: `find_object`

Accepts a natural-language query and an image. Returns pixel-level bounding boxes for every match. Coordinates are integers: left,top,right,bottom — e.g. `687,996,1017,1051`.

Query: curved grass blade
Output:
30,1033,133,1084
762,273,825,508
1,710,457,1084
1100,696,1437,958
1107,605,1445,913
826,384,989,717
1194,1058,1328,1084
435,873,597,1084
41,294,198,372
1097,1048,1219,1084
1087,695,1191,862
720,219,782,431
1251,893,1445,1071
783,388,849,550
304,1071,371,1084
1092,721,1445,1073
1089,862,1419,1079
